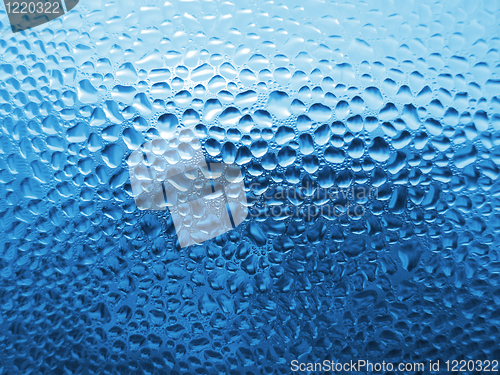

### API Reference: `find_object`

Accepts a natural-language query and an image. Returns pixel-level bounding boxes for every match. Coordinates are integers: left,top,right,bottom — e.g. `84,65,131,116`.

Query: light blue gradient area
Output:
0,0,500,373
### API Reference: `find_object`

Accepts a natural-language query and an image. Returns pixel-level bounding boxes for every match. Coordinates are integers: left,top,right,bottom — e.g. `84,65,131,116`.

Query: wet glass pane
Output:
0,0,499,373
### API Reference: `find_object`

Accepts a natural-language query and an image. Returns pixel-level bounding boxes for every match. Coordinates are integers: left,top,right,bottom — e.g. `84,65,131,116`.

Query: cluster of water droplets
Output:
1,0,500,373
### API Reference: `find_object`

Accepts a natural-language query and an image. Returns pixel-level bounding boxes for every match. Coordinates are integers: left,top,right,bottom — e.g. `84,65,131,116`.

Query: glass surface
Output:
0,0,500,373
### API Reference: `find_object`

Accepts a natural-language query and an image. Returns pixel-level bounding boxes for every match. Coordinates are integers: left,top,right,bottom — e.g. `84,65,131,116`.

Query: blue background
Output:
0,0,500,373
